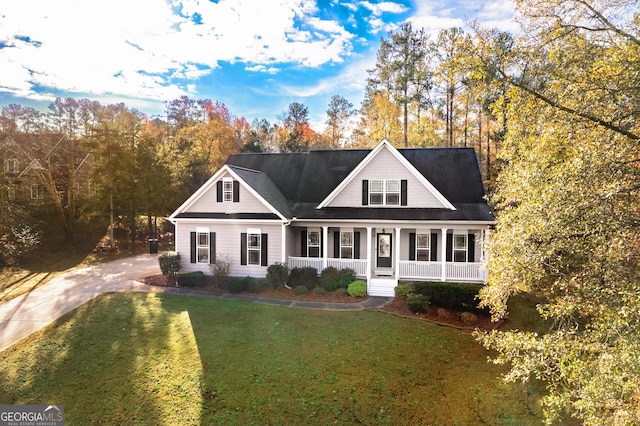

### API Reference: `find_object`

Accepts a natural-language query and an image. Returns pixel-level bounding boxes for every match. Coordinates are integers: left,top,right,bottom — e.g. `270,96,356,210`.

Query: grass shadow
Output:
0,293,203,424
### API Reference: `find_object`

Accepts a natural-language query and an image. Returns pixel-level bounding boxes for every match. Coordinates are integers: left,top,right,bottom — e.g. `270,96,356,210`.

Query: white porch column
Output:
322,226,328,270
395,227,401,281
440,228,447,282
366,227,372,281
281,223,287,263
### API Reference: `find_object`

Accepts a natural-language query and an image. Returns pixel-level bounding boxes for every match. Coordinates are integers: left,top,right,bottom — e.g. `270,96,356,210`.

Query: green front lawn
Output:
0,293,546,425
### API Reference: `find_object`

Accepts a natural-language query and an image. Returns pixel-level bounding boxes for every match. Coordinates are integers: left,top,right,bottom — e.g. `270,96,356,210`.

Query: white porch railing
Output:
288,257,486,282
287,257,367,277
445,262,486,281
398,261,441,280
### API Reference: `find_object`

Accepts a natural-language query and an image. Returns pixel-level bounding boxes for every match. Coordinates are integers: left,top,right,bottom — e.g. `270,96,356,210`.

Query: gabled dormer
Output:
317,139,455,210
169,164,290,222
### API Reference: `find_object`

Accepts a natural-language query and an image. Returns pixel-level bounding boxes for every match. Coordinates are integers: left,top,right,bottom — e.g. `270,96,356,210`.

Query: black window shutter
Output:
210,232,216,264
446,233,452,262
261,234,268,266
409,232,416,261
468,233,475,262
233,180,240,202
334,231,340,258
301,230,307,257
401,180,408,206
190,232,196,263
216,181,223,202
354,232,360,259
240,233,247,265
430,233,438,261
320,231,324,257
362,180,368,205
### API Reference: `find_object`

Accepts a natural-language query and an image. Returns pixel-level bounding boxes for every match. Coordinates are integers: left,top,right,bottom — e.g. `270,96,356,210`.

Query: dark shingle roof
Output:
225,147,494,222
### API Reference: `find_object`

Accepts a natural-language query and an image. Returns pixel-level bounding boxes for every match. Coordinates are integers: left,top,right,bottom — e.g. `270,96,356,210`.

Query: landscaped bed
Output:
139,273,499,330
0,292,546,425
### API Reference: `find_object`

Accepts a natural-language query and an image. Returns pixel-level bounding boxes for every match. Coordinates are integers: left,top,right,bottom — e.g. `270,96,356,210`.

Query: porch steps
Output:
368,277,398,297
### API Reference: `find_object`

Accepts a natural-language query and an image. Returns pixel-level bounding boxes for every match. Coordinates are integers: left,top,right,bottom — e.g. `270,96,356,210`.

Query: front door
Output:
377,233,392,268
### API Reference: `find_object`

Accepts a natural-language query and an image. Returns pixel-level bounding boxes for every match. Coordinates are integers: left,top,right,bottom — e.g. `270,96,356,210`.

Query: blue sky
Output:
0,0,517,130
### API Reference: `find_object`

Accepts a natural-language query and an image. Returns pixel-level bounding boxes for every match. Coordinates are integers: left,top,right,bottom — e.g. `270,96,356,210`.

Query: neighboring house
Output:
0,133,91,207
168,139,495,297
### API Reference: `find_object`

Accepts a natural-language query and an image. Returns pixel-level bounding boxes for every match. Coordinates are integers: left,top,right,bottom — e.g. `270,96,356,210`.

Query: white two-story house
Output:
168,139,495,296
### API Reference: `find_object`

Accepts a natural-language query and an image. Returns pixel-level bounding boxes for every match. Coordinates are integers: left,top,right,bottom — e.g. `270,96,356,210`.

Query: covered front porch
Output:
287,225,489,297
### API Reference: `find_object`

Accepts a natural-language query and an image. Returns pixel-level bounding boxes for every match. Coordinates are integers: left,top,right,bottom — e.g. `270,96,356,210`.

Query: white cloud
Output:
360,1,409,16
0,0,355,103
245,65,280,74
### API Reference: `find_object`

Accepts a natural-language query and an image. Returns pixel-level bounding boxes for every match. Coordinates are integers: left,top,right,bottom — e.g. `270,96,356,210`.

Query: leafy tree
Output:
277,102,312,152
431,27,472,147
366,22,430,147
325,95,355,148
477,1,640,423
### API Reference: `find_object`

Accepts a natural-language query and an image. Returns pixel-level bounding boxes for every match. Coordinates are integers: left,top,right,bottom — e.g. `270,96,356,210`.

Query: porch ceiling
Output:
290,204,494,222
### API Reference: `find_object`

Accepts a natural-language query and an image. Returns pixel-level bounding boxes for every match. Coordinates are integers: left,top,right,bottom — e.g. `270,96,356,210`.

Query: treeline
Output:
0,24,510,249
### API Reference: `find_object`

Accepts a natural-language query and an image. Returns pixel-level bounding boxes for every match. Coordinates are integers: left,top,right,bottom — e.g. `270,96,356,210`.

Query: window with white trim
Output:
416,233,430,261
4,159,18,174
453,234,467,262
369,179,400,206
31,185,44,199
223,178,233,202
308,231,320,258
340,231,353,259
247,232,261,265
197,230,210,263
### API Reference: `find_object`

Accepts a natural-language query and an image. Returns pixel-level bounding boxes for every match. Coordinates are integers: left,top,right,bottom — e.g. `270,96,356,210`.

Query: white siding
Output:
326,147,448,208
175,221,283,278
185,172,273,214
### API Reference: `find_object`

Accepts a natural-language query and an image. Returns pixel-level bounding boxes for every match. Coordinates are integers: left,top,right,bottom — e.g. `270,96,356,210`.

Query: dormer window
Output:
369,179,402,206
216,178,239,202
4,159,19,174
223,178,233,202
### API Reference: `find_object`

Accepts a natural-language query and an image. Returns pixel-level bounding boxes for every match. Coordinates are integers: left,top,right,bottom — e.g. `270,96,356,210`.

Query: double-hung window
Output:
4,159,18,174
223,178,233,202
247,232,261,265
340,231,353,259
453,234,468,262
308,231,321,258
31,185,43,199
369,179,400,206
196,229,210,263
416,233,430,261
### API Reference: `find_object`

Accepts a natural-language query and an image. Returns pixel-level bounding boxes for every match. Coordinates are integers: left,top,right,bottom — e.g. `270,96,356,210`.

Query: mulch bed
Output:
137,274,501,331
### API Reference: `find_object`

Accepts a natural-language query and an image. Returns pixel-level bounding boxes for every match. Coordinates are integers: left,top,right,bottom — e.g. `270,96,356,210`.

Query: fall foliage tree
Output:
477,1,640,423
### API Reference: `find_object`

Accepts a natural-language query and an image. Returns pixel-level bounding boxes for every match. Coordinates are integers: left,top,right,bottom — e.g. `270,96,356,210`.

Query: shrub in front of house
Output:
158,251,181,284
336,268,356,289
347,280,367,298
266,262,289,288
334,288,347,297
227,277,247,293
294,285,308,295
288,267,319,290
412,281,486,314
406,293,430,313
395,283,412,299
177,271,206,287
243,276,261,293
313,286,326,295
210,254,231,288
320,266,339,291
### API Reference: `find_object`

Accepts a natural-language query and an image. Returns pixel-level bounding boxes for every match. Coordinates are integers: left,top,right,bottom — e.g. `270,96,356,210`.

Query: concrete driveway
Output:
0,254,392,352
0,254,161,353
